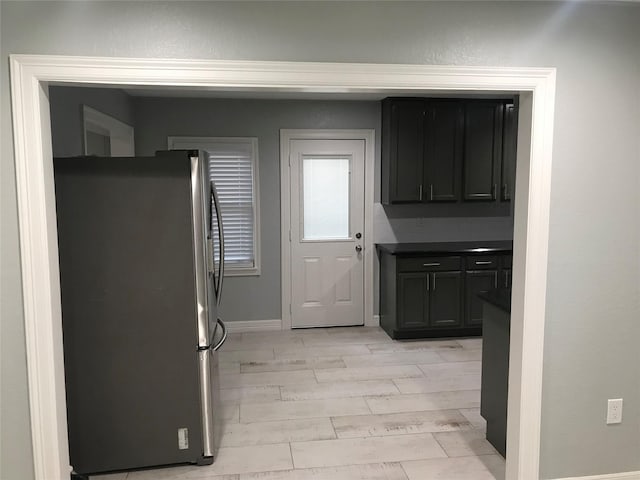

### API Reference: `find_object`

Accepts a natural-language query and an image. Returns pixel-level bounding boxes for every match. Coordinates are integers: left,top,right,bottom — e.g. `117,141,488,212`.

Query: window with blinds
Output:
168,137,260,276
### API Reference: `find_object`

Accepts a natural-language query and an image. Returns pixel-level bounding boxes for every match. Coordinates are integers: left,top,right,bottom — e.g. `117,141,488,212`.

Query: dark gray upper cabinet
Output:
501,103,518,202
382,99,424,203
424,100,463,202
462,101,504,201
382,97,516,206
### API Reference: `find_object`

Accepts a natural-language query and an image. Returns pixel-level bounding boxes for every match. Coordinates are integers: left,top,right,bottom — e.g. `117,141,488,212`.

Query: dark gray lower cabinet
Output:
480,300,511,457
431,271,462,327
397,273,429,329
465,270,498,327
397,271,463,331
379,248,512,339
499,255,512,289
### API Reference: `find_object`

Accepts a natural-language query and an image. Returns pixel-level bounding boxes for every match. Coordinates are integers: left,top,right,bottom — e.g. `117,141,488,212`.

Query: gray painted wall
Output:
2,2,639,479
133,96,513,322
49,86,136,157
135,98,379,323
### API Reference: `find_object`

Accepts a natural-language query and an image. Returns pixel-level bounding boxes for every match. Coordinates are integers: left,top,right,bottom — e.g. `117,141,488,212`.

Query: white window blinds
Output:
206,141,256,270
168,137,260,275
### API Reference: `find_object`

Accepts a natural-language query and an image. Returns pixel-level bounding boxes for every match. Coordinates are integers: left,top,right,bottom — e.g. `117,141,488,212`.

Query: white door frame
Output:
9,55,555,480
82,105,135,156
280,130,375,330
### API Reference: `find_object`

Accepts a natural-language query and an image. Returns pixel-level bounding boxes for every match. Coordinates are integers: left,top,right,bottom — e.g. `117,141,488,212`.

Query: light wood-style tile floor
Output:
107,327,504,480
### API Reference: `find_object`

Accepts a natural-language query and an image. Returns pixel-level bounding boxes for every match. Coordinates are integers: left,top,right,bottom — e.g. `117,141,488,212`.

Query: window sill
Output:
224,267,261,277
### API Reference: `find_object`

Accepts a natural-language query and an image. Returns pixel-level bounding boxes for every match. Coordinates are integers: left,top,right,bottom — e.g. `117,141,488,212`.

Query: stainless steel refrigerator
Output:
54,150,227,477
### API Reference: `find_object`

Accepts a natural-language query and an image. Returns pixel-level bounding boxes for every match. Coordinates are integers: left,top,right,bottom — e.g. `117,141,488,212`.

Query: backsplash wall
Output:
376,204,514,244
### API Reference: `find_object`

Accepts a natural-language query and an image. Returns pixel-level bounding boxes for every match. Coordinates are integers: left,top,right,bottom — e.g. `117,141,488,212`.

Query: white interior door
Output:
289,138,365,328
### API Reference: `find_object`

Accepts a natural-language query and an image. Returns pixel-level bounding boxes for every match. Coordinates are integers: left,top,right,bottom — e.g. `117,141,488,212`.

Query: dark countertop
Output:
376,240,512,255
478,288,512,313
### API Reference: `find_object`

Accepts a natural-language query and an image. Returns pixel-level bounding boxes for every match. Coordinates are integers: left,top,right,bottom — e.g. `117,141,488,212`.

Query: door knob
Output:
355,232,362,239
355,245,363,253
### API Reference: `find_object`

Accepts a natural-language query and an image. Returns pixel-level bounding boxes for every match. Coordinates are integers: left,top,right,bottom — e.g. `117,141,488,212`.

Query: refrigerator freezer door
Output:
198,343,223,460
197,319,226,460
198,348,215,459
190,153,211,348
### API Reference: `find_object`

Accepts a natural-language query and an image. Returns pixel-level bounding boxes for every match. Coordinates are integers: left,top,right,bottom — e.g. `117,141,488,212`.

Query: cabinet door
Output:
424,101,463,202
389,100,425,203
463,101,504,201
430,271,462,327
501,103,518,202
499,255,513,289
397,272,429,329
501,269,512,289
465,270,498,326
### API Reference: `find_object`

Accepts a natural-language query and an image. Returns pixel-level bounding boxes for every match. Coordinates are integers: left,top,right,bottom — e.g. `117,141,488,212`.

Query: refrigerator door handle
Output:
210,181,225,306
212,318,227,351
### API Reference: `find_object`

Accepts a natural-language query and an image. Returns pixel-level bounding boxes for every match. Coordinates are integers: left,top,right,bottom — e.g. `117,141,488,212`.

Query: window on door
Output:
302,156,351,240
168,136,260,276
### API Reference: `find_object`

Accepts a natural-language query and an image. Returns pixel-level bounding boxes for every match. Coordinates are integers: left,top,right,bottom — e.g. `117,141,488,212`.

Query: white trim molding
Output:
368,314,381,327
82,105,134,156
168,135,262,277
224,319,282,334
9,55,555,480
279,129,375,332
552,471,640,480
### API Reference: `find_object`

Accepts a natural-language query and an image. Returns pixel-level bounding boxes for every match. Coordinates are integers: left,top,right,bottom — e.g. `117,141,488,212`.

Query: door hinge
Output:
288,155,292,167
289,229,291,242
289,303,292,314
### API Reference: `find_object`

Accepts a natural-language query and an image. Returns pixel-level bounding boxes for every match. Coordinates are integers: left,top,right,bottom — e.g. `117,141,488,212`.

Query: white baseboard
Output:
227,317,379,332
553,471,640,480
224,319,282,333
366,314,380,327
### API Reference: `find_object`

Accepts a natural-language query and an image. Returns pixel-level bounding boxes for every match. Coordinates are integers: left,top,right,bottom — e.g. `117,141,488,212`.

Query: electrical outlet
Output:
607,398,623,424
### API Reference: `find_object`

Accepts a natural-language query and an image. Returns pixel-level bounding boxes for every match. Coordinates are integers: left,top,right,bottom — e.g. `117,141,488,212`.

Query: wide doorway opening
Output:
10,55,554,480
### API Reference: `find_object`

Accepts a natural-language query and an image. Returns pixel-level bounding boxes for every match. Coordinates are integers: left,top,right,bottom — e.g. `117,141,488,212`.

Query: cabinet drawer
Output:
397,256,462,272
465,256,498,270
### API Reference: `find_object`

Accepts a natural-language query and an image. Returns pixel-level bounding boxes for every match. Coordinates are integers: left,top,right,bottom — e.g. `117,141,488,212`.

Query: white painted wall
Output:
2,2,639,479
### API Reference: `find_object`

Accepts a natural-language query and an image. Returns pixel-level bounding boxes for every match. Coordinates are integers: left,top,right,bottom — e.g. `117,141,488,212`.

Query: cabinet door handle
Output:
429,184,434,201
492,184,497,200
475,261,492,265
426,274,430,291
495,273,498,289
432,274,436,291
423,262,441,267
419,185,423,201
503,183,509,200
